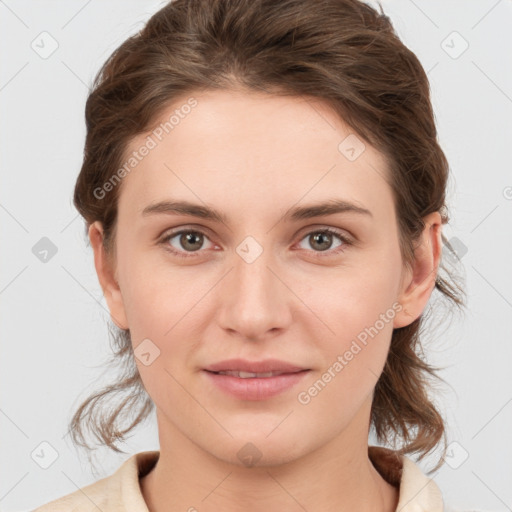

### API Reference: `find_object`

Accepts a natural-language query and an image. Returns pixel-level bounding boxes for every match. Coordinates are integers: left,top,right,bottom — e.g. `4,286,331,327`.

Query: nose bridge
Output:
232,235,278,306
220,234,290,337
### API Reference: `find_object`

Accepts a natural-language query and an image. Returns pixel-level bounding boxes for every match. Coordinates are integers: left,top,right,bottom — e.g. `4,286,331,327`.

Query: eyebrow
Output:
141,198,373,223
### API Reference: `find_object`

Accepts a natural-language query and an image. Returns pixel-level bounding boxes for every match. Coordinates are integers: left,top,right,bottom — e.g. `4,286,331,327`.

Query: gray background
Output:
1,1,511,511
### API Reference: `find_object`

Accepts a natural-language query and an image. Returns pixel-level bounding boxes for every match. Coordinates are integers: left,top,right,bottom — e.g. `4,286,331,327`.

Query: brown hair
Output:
70,0,466,474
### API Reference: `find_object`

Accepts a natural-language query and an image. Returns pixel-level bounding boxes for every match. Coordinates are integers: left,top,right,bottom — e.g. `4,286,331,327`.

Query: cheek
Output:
117,244,193,331
117,252,207,376
295,279,397,428
300,254,400,388
310,257,401,339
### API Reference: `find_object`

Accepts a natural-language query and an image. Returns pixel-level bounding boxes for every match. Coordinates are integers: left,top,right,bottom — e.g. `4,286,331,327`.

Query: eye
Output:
159,229,216,259
159,227,353,259
296,228,352,257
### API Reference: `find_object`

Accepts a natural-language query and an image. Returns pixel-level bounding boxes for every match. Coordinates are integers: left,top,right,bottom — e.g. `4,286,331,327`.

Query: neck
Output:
140,413,399,512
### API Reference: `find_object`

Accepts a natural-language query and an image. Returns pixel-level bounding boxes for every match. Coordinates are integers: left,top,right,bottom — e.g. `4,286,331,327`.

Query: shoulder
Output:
31,473,115,512
31,451,160,512
368,445,444,512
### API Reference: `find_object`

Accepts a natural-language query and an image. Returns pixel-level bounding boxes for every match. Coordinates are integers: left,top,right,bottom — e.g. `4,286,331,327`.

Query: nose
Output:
217,243,293,341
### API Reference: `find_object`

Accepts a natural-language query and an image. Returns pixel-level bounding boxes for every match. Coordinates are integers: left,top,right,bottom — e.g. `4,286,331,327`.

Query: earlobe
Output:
88,221,129,330
393,212,442,329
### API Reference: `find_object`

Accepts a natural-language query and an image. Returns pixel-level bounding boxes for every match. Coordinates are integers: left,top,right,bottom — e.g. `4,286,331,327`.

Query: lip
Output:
203,369,310,400
204,358,307,374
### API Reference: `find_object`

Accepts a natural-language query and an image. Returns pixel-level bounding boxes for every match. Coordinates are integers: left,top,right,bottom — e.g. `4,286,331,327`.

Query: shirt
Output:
32,445,444,511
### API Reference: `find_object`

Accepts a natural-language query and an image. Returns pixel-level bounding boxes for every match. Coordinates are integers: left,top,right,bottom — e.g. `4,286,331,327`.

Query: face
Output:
90,88,441,467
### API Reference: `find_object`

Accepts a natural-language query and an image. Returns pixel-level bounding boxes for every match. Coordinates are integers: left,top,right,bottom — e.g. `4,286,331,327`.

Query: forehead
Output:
116,89,393,225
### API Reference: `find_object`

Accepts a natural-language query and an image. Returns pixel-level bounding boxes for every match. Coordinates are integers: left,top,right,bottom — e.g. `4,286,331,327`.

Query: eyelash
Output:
158,227,353,259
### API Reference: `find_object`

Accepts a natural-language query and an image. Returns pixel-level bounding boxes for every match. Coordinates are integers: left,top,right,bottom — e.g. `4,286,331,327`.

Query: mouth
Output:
205,369,307,378
202,358,310,399
203,365,311,400
203,358,309,375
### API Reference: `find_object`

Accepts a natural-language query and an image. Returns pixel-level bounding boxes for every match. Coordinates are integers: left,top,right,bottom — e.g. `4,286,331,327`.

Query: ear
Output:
393,211,442,329
88,221,129,330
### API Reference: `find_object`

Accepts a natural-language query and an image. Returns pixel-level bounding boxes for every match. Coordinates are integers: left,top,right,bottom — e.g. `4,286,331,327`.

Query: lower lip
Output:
203,370,310,400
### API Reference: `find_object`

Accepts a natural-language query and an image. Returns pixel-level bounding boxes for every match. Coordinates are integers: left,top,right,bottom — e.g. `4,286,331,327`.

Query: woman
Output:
33,0,465,510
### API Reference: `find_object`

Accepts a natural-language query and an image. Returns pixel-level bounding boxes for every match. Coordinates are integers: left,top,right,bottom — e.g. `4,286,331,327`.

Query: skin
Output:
89,89,442,512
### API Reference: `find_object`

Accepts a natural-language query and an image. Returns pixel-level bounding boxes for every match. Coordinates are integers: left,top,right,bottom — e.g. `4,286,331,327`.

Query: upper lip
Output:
204,358,308,374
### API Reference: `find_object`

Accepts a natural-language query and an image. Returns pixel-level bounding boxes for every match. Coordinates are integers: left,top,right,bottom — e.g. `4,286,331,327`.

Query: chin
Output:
208,433,307,469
